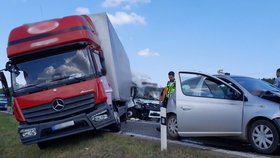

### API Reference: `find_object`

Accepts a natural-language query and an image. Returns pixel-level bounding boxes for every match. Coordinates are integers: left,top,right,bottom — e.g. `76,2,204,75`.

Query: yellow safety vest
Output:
166,80,175,98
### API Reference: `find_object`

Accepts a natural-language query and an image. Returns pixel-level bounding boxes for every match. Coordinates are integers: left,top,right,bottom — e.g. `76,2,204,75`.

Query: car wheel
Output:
249,120,279,154
109,109,121,132
167,114,179,139
127,108,137,118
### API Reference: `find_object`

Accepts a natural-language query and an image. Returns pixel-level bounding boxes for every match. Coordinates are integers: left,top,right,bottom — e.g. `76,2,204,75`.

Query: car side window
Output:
180,73,240,100
180,73,212,97
204,78,230,99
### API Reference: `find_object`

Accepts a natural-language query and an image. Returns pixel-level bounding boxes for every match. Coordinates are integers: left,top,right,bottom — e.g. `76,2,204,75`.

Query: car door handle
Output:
181,106,192,111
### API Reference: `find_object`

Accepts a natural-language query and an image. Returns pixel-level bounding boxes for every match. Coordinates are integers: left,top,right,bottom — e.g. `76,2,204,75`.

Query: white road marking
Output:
127,119,159,125
0,110,12,115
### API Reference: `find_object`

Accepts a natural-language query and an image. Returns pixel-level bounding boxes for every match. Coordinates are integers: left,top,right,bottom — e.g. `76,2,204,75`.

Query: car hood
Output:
259,90,280,104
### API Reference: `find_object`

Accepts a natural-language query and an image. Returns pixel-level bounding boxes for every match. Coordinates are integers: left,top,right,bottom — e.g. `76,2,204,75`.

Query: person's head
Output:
277,68,280,77
168,71,175,81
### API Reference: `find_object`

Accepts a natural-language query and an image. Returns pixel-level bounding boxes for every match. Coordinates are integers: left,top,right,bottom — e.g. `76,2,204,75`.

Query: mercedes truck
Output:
0,13,132,148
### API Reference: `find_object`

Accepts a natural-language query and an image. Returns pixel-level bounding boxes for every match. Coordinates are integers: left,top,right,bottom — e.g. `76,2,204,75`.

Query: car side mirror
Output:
243,95,248,102
229,89,244,101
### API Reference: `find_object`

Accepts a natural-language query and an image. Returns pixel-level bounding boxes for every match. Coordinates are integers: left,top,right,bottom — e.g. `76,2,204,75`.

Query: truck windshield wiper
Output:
51,76,71,82
51,74,87,83
16,83,44,91
14,83,49,95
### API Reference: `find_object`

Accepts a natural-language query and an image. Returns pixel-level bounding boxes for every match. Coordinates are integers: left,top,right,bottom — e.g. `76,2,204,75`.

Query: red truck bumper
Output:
18,102,116,145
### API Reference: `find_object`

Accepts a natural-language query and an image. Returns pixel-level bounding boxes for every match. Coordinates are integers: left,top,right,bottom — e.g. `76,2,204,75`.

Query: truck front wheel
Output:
109,108,121,132
37,141,49,149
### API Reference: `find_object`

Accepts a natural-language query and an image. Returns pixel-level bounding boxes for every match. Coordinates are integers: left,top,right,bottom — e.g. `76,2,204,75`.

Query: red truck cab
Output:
0,14,128,148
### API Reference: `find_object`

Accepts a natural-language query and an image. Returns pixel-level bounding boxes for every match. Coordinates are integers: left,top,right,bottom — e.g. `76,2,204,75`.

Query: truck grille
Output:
146,103,160,111
22,93,95,124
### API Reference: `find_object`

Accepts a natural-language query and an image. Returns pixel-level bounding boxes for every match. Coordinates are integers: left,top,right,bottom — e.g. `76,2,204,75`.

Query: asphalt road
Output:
1,109,279,157
121,119,280,158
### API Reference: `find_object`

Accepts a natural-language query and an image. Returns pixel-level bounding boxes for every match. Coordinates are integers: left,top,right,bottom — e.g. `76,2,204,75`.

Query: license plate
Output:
52,121,75,131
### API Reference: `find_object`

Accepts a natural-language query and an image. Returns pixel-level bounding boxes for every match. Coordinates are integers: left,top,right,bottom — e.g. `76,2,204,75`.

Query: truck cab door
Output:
176,72,244,137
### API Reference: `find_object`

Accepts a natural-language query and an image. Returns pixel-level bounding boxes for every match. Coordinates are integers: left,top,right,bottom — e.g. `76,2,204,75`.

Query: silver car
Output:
167,71,280,154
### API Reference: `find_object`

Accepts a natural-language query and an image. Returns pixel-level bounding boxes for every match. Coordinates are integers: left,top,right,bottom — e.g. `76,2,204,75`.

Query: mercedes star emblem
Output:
52,99,65,111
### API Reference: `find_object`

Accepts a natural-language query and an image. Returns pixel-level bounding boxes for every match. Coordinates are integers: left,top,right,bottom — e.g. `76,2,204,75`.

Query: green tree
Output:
262,78,275,84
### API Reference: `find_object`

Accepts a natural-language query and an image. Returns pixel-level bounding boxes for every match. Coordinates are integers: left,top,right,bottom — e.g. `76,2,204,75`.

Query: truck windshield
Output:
12,48,95,94
136,86,162,100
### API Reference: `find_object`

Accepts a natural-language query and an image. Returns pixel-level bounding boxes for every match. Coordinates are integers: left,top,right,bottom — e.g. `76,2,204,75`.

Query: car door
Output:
176,72,244,137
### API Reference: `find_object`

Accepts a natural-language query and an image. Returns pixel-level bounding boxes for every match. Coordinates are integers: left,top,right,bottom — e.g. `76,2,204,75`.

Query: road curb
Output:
120,132,270,158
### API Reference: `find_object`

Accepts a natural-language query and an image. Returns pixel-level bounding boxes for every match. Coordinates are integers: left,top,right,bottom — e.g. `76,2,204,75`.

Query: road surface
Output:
121,119,279,158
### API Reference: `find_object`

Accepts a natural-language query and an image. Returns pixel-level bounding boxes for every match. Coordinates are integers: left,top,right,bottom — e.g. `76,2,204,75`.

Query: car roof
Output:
176,71,255,80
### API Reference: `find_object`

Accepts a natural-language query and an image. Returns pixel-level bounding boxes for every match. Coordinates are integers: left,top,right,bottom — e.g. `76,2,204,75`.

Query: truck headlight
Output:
91,110,109,122
20,128,37,138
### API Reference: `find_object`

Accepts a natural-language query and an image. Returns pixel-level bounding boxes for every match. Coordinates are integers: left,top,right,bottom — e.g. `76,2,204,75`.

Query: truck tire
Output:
127,108,137,119
37,141,49,149
167,114,179,140
109,109,121,132
249,120,279,154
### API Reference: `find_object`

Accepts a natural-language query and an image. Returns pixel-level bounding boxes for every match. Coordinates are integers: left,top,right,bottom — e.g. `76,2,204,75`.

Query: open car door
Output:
176,71,244,137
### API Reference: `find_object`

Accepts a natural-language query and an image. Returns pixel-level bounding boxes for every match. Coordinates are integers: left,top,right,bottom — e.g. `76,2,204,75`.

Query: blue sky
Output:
1,0,280,86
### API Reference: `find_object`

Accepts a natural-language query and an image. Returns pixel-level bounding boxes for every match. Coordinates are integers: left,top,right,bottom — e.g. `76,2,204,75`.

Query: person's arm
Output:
160,87,167,102
276,78,280,88
274,78,279,86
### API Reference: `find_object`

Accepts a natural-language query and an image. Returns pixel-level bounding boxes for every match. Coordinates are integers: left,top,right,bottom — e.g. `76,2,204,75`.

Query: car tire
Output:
127,108,137,118
249,120,279,154
109,109,121,132
167,114,179,140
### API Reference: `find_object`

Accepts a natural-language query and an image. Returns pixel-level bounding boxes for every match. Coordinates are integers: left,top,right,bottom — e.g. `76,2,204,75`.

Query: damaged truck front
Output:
0,13,132,148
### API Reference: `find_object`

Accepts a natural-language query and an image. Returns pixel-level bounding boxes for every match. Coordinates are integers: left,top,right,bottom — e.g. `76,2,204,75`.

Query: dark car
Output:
0,93,8,110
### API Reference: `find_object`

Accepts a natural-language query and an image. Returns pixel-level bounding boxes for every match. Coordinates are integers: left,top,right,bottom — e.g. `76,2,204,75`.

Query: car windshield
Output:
136,86,162,100
12,48,95,93
231,76,280,95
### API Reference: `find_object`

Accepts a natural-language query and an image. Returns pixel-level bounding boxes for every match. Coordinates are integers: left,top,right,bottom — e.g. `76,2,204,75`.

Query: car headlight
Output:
20,128,37,138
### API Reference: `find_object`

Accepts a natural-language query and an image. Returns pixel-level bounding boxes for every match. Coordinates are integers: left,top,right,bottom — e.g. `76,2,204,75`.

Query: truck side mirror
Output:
101,68,107,75
6,61,13,72
131,87,137,98
0,71,11,98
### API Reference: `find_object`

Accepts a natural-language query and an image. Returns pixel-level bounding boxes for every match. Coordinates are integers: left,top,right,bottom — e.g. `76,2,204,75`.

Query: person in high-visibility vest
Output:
160,71,176,108
157,71,176,131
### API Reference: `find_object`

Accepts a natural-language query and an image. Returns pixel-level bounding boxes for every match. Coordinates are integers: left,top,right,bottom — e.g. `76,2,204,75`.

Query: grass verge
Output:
0,113,237,158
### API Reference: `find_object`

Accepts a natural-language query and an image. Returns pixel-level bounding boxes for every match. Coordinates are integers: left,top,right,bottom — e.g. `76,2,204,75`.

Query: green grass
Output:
0,113,237,158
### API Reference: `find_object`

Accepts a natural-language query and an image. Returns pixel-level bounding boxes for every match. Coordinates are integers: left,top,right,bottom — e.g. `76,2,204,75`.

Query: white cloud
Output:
137,48,159,57
123,5,132,10
102,0,151,9
108,12,146,26
102,0,122,7
75,7,90,15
